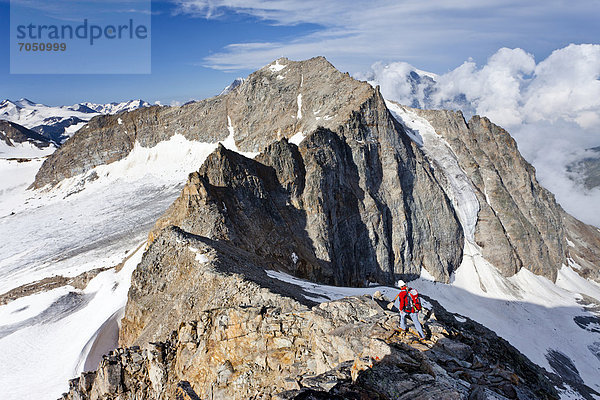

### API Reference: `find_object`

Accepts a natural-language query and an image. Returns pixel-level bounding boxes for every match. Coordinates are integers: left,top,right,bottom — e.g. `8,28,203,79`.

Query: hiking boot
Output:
410,337,431,348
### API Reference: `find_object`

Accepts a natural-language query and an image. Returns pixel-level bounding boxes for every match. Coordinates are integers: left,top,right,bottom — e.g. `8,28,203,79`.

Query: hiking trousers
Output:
400,311,425,339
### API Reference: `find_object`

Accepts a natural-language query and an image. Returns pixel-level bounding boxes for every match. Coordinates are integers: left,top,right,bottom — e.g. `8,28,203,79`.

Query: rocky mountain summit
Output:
32,57,384,187
34,56,464,285
61,227,563,400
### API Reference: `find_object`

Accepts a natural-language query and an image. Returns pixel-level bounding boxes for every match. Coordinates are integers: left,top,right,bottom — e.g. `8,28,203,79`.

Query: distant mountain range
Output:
0,98,150,146
79,99,151,115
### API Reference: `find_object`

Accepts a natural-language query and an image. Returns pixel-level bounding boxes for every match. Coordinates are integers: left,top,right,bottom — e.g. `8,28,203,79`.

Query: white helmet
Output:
396,279,406,288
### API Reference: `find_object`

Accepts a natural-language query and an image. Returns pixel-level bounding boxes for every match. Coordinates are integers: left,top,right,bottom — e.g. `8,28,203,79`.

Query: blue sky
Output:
1,0,599,106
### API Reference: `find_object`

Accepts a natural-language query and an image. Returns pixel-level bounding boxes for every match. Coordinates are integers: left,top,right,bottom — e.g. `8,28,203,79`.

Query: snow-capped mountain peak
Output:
15,98,39,108
80,99,151,115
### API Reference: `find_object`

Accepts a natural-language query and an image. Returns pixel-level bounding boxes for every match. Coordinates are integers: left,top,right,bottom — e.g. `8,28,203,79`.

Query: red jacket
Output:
396,287,421,313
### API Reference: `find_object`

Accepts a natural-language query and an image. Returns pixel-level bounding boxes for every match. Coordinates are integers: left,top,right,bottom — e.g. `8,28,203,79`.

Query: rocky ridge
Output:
62,227,562,400
148,127,463,286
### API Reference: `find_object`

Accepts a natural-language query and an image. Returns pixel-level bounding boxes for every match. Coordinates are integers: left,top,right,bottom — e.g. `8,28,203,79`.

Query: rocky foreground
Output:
62,229,560,400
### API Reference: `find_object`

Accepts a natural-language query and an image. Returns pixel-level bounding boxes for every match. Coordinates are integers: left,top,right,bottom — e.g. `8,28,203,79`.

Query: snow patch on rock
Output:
268,59,286,72
387,102,479,243
297,94,302,119
222,116,259,158
289,131,305,145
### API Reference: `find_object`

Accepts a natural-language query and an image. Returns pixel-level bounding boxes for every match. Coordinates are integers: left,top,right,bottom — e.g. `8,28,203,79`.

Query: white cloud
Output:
523,44,600,129
434,48,536,126
365,44,600,227
173,0,600,74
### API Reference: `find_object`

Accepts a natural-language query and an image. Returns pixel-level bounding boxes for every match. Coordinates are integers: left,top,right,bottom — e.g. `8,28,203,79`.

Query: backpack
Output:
403,288,422,312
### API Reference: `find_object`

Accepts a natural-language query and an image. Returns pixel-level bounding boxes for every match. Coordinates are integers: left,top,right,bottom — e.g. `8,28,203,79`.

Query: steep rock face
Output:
398,106,575,281
32,57,373,188
64,227,560,400
150,120,463,286
563,213,600,282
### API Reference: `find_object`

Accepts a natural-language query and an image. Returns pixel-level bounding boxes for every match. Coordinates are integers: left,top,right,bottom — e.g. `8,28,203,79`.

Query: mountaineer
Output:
392,279,426,340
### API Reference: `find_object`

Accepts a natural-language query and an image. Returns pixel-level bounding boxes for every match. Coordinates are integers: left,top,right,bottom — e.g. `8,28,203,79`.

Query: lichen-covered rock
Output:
120,226,311,347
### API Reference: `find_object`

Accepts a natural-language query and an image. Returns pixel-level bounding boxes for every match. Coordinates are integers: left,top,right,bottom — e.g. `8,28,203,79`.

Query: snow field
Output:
0,243,145,400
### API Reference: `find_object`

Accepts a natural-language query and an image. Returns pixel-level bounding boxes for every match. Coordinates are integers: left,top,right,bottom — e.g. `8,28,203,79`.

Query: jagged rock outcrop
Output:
392,105,600,282
149,124,463,286
63,227,561,400
0,119,52,149
120,227,313,347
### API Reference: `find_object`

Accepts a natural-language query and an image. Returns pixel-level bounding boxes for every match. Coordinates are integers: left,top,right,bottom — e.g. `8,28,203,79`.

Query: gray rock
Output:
402,106,582,281
149,123,463,287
